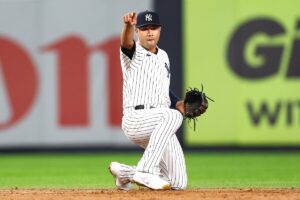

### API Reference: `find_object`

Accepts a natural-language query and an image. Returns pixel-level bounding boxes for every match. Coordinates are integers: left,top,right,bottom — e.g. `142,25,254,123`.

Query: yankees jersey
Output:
120,41,171,109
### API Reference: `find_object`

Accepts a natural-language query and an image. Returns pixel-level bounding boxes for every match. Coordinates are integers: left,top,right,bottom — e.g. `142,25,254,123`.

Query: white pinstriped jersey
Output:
118,40,187,189
120,42,171,109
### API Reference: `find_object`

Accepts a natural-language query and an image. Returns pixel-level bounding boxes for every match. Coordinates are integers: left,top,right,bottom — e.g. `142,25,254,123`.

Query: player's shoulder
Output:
157,47,169,59
135,42,149,54
157,45,167,54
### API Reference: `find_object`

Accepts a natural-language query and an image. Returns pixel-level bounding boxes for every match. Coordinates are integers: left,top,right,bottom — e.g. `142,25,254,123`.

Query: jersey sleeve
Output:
169,90,180,109
121,41,136,60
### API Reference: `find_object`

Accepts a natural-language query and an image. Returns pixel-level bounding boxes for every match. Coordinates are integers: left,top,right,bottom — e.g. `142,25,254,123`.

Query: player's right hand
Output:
123,12,137,26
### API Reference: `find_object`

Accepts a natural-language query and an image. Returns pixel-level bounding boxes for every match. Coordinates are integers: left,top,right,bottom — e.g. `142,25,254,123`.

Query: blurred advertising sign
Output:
0,0,152,148
184,0,300,146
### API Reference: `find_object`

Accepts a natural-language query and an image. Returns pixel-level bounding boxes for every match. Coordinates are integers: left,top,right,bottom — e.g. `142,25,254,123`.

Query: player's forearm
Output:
121,24,134,49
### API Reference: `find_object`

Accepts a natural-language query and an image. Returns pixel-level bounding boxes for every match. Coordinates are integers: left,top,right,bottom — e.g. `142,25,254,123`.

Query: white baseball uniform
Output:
119,41,187,189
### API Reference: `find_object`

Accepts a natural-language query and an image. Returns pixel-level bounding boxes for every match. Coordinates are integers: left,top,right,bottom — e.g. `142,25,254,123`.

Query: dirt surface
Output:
0,188,299,200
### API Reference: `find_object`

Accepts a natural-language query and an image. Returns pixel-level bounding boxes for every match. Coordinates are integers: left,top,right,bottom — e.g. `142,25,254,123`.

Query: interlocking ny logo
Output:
145,14,152,21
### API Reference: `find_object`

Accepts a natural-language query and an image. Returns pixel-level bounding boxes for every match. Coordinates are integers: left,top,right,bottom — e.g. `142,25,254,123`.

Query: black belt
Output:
134,105,154,110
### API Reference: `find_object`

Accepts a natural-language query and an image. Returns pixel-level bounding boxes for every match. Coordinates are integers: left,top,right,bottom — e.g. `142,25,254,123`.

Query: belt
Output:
134,105,155,110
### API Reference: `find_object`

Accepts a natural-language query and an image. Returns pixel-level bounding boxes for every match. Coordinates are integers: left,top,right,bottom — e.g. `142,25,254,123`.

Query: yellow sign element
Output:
184,0,300,146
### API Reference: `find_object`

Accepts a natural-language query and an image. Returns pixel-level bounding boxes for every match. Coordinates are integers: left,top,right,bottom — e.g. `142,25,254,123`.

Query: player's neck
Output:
138,41,158,54
146,47,157,54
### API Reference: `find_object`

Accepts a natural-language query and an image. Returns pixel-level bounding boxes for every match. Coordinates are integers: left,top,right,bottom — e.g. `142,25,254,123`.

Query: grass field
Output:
0,152,299,189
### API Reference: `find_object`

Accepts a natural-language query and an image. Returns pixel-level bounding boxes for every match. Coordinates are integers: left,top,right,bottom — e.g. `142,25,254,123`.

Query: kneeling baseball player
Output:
109,10,210,190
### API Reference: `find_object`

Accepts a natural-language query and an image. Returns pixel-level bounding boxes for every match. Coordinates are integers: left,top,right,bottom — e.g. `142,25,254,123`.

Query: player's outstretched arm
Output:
121,12,136,49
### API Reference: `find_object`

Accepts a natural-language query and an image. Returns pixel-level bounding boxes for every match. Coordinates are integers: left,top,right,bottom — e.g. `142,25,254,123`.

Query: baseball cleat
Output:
133,171,171,190
108,162,132,191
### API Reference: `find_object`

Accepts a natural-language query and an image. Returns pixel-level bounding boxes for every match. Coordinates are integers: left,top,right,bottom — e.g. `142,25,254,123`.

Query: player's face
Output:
136,25,161,53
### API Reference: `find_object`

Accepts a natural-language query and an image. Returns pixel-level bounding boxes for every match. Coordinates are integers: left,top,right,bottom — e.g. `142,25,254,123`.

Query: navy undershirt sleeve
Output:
121,41,136,60
169,90,180,109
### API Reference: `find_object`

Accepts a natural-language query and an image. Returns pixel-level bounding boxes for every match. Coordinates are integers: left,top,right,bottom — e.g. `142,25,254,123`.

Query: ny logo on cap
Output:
145,14,152,21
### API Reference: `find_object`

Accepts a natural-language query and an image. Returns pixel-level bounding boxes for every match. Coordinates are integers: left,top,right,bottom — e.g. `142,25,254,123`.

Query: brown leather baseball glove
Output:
184,85,214,130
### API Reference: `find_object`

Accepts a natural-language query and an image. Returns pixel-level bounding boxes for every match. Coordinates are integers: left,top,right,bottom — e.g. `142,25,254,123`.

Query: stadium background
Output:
0,0,299,150
0,0,300,194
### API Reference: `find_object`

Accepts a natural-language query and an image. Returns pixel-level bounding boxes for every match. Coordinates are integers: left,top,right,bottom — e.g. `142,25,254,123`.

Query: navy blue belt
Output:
134,105,155,110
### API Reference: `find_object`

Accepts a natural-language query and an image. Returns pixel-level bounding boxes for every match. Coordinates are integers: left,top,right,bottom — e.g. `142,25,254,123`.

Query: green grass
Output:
0,152,299,189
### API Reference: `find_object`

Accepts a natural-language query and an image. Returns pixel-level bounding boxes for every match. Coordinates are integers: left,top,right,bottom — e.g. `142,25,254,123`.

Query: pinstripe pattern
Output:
122,108,187,189
120,41,187,189
120,42,171,109
160,135,187,189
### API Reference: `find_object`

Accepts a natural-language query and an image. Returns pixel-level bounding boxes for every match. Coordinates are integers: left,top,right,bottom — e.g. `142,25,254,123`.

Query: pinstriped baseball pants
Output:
122,108,187,189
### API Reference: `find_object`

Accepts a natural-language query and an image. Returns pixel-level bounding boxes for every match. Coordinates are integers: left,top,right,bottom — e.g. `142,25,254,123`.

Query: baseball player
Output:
109,10,187,190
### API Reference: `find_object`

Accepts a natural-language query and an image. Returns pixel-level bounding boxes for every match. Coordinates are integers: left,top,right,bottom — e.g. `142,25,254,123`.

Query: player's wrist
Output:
175,100,185,115
123,22,133,27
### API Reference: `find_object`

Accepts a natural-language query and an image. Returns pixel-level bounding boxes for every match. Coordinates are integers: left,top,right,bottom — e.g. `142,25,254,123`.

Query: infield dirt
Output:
0,188,299,200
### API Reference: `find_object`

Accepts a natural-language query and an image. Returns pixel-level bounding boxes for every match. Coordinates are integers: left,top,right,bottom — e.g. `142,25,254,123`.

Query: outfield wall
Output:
0,0,299,149
184,0,300,146
0,0,153,148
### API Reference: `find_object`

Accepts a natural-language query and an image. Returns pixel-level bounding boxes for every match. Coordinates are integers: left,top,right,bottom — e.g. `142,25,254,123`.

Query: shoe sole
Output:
108,164,122,190
133,178,171,190
108,164,131,191
108,164,115,177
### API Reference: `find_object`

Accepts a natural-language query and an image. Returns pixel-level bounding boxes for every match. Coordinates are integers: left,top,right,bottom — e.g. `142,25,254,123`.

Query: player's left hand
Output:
184,87,211,119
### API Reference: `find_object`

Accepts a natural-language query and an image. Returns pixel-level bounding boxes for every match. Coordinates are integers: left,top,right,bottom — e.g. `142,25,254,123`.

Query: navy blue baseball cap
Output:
136,10,161,28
